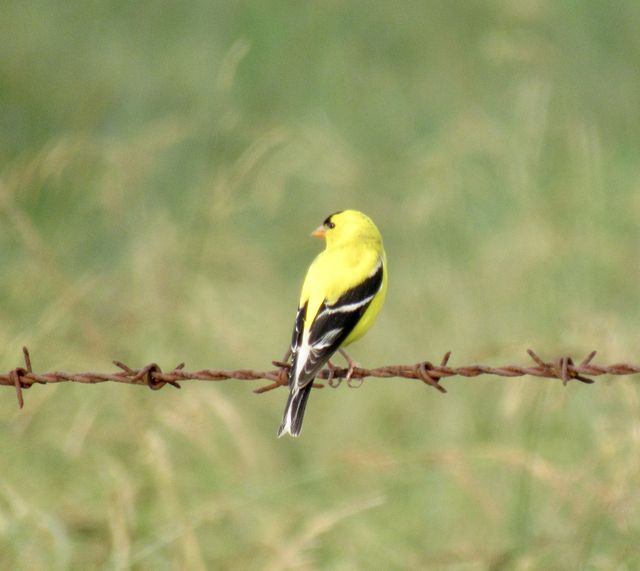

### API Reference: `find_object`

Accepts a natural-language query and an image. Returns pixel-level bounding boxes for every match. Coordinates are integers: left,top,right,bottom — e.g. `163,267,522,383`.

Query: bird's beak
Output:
311,225,326,238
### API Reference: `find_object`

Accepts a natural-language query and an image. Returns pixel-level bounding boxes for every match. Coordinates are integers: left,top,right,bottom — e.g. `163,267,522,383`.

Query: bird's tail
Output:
277,383,313,438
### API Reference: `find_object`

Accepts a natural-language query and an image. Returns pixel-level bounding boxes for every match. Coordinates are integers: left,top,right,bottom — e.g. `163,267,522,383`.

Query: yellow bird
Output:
278,210,388,437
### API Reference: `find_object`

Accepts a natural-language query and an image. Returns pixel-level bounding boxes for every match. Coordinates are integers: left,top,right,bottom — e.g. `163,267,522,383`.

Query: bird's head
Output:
311,210,382,248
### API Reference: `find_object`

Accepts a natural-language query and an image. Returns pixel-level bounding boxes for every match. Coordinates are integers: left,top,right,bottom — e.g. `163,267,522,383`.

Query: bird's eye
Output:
323,213,339,229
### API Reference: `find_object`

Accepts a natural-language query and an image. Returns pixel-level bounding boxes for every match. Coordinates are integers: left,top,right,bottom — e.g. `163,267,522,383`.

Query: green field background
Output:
2,2,640,569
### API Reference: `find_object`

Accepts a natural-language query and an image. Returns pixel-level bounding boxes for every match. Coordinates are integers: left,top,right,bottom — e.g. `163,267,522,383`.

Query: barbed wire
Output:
2,346,640,409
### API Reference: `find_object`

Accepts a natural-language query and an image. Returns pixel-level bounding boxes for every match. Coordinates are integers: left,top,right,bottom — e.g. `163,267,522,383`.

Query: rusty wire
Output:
2,346,640,409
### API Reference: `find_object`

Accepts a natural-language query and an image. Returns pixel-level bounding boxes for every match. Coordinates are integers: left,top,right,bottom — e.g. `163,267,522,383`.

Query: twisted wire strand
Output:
1,347,638,409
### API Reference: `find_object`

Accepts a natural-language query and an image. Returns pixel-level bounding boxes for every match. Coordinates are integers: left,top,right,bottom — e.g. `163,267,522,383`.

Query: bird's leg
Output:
339,349,362,387
326,360,342,387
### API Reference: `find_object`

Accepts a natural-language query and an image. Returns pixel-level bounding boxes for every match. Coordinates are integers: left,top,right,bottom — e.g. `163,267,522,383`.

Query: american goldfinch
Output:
277,210,388,437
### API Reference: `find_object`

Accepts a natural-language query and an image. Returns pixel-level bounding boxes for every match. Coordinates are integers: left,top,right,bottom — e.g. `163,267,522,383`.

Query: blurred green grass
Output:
2,1,640,569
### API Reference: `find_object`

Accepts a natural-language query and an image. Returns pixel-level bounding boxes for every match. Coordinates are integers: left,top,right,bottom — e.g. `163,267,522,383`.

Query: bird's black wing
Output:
289,261,384,388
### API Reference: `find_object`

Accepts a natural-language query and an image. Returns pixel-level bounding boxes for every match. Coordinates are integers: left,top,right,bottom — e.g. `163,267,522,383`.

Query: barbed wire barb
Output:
2,346,640,409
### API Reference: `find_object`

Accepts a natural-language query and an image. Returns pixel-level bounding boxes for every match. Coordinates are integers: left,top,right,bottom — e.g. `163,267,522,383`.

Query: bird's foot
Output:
326,360,342,388
339,349,363,388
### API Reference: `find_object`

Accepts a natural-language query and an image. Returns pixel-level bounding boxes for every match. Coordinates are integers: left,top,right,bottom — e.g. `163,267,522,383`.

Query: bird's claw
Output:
340,349,363,388
326,361,342,388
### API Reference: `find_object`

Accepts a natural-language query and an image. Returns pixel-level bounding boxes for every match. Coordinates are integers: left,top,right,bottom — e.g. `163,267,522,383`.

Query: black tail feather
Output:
277,383,313,437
